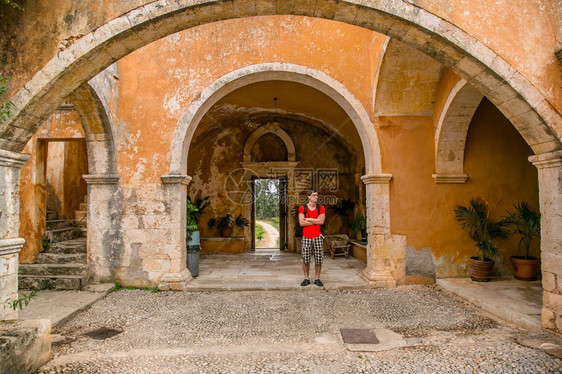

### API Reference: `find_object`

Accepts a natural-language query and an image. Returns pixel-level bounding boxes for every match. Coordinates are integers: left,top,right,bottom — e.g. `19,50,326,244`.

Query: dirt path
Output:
256,220,279,248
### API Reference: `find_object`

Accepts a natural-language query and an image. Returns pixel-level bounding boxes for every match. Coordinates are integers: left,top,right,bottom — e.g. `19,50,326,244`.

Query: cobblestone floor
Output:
38,285,562,373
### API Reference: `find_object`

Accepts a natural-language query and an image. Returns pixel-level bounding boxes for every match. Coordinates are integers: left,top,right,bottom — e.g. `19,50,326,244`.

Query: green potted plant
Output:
350,213,366,241
234,214,250,231
454,197,508,282
185,195,208,278
503,202,540,281
208,214,234,237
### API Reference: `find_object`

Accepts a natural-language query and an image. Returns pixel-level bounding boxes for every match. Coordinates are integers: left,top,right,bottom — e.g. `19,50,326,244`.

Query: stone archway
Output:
433,79,484,183
166,62,402,287
1,1,559,156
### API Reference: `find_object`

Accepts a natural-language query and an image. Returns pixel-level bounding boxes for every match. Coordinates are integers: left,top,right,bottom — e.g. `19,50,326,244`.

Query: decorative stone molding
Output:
158,268,193,291
161,174,192,185
82,174,120,184
0,149,29,168
0,238,25,256
529,150,562,169
361,174,393,184
243,122,296,162
432,174,469,184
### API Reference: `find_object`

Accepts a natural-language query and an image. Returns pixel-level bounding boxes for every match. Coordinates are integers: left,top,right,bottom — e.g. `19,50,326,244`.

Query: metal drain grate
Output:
340,328,379,344
84,327,123,340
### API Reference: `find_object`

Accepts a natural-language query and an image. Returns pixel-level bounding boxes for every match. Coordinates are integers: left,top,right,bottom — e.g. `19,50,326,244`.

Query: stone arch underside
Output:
433,79,484,183
170,63,380,176
69,83,117,176
0,0,559,158
243,123,296,162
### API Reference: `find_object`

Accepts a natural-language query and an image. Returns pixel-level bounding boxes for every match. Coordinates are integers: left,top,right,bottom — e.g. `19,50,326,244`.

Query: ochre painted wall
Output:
19,109,86,262
381,98,538,277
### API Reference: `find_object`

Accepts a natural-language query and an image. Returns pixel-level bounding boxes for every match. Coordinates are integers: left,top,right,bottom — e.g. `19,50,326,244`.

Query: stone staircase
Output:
19,211,89,290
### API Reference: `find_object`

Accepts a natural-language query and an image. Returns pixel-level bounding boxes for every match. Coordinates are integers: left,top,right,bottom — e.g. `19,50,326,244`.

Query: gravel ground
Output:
38,285,562,373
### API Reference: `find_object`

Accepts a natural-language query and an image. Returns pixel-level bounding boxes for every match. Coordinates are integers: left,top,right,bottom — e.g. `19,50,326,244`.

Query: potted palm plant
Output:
208,214,234,237
454,197,508,282
503,202,540,281
349,213,366,241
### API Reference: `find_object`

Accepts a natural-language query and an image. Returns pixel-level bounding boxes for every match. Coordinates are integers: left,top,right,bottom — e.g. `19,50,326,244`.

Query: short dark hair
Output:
308,190,318,197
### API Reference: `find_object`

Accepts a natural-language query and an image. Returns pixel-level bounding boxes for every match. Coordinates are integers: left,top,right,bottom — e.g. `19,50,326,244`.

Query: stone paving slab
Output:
18,283,114,327
437,277,543,333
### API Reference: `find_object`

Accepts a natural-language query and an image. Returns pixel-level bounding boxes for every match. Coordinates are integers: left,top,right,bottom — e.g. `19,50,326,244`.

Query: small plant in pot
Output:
454,197,508,282
503,202,540,281
208,214,234,237
350,213,366,241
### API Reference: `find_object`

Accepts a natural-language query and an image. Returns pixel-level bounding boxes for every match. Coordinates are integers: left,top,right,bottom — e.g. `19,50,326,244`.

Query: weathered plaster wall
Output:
115,16,376,185
186,114,357,252
433,68,462,130
1,1,559,114
380,98,538,278
18,109,86,263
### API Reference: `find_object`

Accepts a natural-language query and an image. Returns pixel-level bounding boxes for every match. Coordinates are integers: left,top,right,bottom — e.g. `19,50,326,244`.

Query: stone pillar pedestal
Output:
83,174,122,282
0,238,25,320
529,150,562,338
158,175,193,290
0,149,29,320
360,174,406,288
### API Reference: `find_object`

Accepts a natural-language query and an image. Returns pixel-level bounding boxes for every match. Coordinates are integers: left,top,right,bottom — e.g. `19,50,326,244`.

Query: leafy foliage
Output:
503,202,540,259
41,237,51,252
2,0,23,10
4,290,37,311
0,76,14,125
234,214,249,229
349,213,366,232
255,179,279,220
255,223,265,241
454,197,508,261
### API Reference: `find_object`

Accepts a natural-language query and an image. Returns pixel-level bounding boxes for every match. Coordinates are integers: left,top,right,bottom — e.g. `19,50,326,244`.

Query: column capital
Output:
361,174,393,184
529,150,562,169
0,149,29,169
83,174,120,185
161,174,192,185
0,238,25,256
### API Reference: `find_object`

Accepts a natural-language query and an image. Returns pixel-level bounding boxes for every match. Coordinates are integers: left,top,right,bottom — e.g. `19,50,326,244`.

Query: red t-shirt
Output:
299,204,325,239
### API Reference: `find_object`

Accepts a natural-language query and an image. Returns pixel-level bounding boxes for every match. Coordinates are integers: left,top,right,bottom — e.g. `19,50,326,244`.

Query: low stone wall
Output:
0,319,51,374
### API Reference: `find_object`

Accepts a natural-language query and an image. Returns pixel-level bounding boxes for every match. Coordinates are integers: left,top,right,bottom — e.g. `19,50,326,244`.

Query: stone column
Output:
529,150,562,338
0,149,29,320
360,174,406,288
159,174,193,290
83,174,122,282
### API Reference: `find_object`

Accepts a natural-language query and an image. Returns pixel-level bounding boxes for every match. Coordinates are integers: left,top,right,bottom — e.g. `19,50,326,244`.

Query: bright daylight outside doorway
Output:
254,179,280,252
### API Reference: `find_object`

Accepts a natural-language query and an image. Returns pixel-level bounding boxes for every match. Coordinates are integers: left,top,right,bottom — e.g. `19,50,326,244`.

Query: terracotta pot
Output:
469,257,494,282
510,256,539,281
220,227,233,237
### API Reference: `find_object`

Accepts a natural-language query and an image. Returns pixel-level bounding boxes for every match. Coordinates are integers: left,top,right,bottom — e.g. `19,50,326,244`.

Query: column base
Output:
158,269,193,291
362,266,397,288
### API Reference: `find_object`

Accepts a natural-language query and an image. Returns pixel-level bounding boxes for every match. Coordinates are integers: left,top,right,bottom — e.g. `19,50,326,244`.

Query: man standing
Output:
299,190,325,287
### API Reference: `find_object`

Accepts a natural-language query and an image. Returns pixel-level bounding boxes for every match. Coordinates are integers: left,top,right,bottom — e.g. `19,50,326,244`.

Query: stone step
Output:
46,210,58,221
75,211,87,227
35,252,87,264
79,202,87,211
47,238,87,254
43,226,83,243
18,275,87,290
46,219,76,230
19,263,89,277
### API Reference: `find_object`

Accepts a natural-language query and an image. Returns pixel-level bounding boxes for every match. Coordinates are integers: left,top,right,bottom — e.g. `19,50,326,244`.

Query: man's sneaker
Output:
314,279,323,287
300,279,310,286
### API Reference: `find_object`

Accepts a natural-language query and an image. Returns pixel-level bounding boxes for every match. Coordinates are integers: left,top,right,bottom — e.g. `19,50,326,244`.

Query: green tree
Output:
3,0,23,10
255,179,279,220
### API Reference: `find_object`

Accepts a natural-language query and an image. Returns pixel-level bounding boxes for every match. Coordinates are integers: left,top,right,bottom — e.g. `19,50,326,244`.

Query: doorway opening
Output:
251,177,287,252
